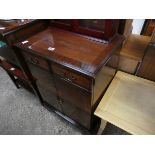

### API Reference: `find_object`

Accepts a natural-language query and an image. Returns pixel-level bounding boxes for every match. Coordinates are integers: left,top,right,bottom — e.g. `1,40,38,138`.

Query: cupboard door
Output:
50,19,72,30
54,75,92,128
61,98,92,129
37,80,61,112
72,19,119,41
52,19,71,25
54,75,91,113
79,20,105,32
27,63,62,111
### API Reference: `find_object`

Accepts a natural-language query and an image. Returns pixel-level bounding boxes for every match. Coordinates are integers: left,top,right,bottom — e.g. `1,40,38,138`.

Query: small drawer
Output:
52,63,92,90
22,51,49,71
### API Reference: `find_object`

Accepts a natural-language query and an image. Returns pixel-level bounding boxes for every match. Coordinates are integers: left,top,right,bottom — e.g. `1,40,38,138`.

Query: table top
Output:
95,71,155,134
0,19,35,36
15,27,124,77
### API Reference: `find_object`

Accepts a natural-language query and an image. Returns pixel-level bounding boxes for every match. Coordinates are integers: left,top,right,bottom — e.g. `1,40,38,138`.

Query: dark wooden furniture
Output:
141,19,155,36
137,43,155,81
50,19,119,42
14,26,124,130
0,58,33,91
0,19,48,94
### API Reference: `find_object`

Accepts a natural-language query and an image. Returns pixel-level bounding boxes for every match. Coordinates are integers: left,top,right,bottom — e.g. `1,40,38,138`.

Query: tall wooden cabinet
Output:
14,25,124,130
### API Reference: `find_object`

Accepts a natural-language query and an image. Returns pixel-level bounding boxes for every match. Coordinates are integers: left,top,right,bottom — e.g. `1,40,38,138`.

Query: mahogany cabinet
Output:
14,26,124,130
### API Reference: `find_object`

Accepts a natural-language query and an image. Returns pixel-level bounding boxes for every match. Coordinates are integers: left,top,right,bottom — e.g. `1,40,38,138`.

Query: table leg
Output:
97,119,107,135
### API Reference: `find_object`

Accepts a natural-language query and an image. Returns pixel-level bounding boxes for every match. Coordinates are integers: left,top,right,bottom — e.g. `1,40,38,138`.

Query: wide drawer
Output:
22,51,49,71
52,63,92,90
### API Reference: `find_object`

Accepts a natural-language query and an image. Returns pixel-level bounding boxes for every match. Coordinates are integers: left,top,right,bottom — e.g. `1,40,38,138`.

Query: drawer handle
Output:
63,72,67,77
30,57,39,65
71,76,77,82
56,96,64,105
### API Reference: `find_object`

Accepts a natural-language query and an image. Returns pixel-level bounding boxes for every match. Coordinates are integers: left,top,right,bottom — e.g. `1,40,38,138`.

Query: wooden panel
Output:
0,20,47,46
54,75,91,114
137,45,155,81
27,63,61,111
123,20,133,37
61,99,91,129
118,55,139,74
118,34,150,74
0,45,19,66
141,19,155,36
50,19,119,41
79,20,105,32
93,65,116,105
50,19,72,31
22,51,49,71
95,71,155,135
120,34,150,61
0,59,27,81
15,27,124,76
150,29,155,44
0,20,35,35
37,81,61,111
52,63,92,90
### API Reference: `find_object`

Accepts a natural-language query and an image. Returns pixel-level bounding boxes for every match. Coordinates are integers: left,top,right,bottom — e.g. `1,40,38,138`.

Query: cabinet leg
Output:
97,119,107,135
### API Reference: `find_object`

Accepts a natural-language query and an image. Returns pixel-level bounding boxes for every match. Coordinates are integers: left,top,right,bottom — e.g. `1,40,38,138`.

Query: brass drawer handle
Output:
63,72,67,78
71,76,77,82
62,72,77,83
56,96,64,105
30,57,39,65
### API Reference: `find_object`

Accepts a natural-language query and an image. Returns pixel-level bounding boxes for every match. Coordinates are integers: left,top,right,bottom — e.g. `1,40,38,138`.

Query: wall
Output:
132,19,145,34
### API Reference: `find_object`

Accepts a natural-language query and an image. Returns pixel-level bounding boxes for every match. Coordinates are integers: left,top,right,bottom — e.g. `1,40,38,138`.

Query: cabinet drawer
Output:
22,51,49,71
52,63,92,90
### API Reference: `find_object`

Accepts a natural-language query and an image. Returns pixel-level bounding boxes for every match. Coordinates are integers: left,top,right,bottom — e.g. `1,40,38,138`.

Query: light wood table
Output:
95,71,155,135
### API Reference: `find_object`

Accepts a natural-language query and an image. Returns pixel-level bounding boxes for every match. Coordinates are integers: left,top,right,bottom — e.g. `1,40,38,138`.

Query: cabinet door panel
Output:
50,19,72,30
79,19,105,32
54,75,92,114
137,46,155,81
62,99,91,129
27,63,62,111
37,81,62,111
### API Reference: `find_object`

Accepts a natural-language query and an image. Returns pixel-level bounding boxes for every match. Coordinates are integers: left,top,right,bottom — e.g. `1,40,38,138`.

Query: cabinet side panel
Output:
93,65,116,106
137,45,155,81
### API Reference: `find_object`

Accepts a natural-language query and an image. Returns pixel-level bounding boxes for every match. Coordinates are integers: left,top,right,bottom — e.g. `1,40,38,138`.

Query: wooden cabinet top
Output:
15,27,124,77
0,19,36,36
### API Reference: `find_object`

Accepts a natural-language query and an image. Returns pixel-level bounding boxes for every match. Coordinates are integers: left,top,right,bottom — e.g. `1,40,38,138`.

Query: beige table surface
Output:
95,71,155,135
